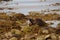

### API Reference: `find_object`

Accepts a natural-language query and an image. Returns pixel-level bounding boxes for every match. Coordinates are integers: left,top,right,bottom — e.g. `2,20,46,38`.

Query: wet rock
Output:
55,29,60,34
29,18,35,25
0,8,4,10
35,18,48,26
0,0,11,1
29,18,48,27
57,17,60,20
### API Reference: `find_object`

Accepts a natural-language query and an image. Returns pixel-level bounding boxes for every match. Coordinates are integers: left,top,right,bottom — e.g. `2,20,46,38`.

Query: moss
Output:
22,26,32,34
11,29,21,35
22,25,39,34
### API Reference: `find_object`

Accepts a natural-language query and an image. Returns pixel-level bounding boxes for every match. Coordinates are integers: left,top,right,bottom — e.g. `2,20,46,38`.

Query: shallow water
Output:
0,0,60,14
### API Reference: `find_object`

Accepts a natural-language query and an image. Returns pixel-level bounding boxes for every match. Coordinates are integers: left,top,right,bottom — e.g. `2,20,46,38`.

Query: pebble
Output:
4,32,13,38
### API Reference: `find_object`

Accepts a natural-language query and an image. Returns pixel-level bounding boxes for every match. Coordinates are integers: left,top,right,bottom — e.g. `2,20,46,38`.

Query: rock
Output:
55,29,60,34
4,32,13,38
1,35,6,39
57,17,60,20
2,38,8,40
10,13,25,21
51,33,57,40
57,23,60,29
29,18,48,26
58,36,60,40
9,37,18,40
36,35,45,40
45,35,52,40
13,34,21,39
0,0,11,1
29,18,35,25
42,29,49,34
35,18,48,26
11,29,21,35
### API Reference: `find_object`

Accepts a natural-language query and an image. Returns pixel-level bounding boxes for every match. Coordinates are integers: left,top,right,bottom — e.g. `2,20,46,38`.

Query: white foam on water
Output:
46,21,60,28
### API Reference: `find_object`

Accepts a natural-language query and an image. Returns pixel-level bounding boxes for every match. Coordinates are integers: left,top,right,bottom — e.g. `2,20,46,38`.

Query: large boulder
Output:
29,18,48,27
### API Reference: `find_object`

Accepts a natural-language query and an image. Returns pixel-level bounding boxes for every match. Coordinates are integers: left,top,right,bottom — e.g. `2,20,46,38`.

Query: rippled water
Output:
0,0,60,14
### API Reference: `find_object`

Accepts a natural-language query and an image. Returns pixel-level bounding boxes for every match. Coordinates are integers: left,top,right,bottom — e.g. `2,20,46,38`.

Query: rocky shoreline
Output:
0,12,60,40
